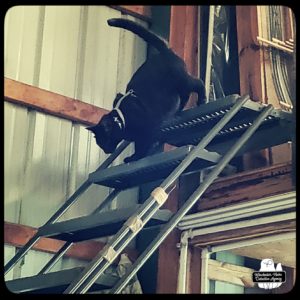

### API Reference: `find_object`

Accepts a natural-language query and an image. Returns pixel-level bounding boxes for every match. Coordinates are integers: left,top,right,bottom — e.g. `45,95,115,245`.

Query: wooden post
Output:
236,6,293,169
236,6,271,170
187,246,202,293
156,5,200,293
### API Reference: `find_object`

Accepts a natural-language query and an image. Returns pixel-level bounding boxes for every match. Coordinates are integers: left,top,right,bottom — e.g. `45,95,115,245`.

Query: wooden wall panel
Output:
197,163,293,211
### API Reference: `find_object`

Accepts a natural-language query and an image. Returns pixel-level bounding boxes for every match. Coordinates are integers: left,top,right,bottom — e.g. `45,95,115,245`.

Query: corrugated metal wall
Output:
4,5,147,280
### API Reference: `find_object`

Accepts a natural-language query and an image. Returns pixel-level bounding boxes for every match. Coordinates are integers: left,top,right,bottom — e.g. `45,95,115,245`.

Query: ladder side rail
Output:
63,95,251,294
46,141,130,225
4,180,91,275
4,141,130,275
38,242,73,275
38,189,121,275
110,104,274,293
113,95,250,228
91,189,121,215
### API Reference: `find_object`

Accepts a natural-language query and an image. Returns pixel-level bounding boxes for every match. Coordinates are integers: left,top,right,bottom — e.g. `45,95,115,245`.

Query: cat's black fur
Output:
87,18,206,163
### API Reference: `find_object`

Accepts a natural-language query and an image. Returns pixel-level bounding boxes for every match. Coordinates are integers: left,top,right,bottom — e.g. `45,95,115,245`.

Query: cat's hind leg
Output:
190,77,206,105
124,136,156,163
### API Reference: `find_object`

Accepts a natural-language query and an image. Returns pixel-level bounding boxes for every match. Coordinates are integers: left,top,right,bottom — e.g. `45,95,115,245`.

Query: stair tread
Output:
6,267,118,294
89,146,224,189
158,94,292,146
88,96,292,189
38,205,173,242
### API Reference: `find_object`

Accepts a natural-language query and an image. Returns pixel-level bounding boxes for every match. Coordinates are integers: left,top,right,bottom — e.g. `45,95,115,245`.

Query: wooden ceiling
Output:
231,238,296,268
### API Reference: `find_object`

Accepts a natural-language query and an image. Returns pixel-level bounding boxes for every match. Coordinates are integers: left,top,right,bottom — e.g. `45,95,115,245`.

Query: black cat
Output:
87,18,206,163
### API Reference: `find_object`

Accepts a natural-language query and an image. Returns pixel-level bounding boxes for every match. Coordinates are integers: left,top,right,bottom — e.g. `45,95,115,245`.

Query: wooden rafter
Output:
4,78,108,126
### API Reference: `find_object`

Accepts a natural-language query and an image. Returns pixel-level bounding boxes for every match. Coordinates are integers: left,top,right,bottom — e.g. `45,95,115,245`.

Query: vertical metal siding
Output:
39,6,81,98
4,102,29,224
75,6,121,109
4,6,41,84
4,245,16,281
5,5,148,279
19,113,73,227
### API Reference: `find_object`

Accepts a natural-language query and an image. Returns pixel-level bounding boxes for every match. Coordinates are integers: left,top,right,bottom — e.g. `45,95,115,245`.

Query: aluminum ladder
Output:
5,94,292,293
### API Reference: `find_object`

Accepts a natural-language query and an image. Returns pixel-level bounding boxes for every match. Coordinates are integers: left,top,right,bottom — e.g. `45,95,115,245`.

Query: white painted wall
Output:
4,5,147,280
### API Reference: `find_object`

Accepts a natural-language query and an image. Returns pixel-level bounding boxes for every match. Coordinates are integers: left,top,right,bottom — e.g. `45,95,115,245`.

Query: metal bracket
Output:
101,245,117,263
151,187,168,207
124,215,143,233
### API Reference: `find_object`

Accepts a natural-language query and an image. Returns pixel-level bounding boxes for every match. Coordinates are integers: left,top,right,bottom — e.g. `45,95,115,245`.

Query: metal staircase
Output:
5,94,292,294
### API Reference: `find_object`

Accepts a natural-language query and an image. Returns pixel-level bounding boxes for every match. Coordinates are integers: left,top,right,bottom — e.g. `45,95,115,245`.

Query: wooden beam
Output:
208,259,255,288
198,163,294,211
110,5,151,22
190,220,295,247
236,6,271,170
169,5,199,108
236,6,262,102
236,6,293,169
4,222,137,263
187,246,202,293
156,184,181,294
4,78,108,126
156,6,200,293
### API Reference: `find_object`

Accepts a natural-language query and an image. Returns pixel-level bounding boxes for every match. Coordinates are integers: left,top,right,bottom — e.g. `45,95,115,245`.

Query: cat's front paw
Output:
124,155,136,163
124,153,142,163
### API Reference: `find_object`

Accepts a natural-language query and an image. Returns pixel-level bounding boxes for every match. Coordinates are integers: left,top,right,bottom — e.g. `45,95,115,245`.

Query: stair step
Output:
89,146,224,189
6,267,118,294
88,96,292,190
158,94,292,147
38,205,172,242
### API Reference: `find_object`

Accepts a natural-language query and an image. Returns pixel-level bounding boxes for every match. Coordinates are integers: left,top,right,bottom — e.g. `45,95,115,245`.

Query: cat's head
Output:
86,113,123,154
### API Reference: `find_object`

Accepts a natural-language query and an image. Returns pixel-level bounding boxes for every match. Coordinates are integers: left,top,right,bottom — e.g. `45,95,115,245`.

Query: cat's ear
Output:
86,125,97,133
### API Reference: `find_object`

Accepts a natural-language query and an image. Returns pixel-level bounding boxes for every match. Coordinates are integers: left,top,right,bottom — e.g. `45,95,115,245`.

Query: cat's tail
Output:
107,18,170,54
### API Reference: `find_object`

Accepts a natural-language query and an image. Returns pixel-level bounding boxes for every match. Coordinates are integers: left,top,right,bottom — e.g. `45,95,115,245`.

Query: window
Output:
199,6,240,100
